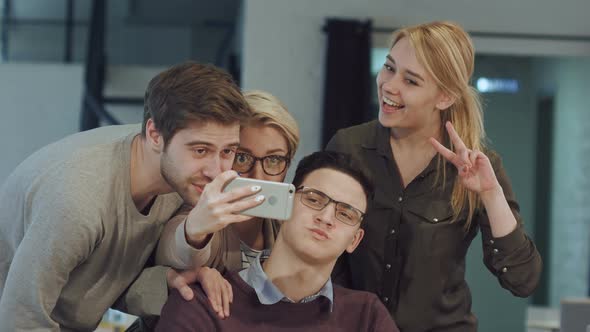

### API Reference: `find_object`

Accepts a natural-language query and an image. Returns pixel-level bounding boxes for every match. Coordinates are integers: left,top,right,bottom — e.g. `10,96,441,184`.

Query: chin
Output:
296,245,335,265
180,189,200,206
378,111,397,128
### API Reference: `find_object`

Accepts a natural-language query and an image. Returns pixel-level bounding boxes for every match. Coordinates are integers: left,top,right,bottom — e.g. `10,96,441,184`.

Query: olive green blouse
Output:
326,120,542,332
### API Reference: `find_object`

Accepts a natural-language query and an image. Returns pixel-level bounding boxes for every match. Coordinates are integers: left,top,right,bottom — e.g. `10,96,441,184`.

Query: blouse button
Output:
390,229,396,235
432,218,439,223
502,267,508,273
490,239,495,244
493,248,499,254
397,196,403,202
385,264,391,270
382,297,389,303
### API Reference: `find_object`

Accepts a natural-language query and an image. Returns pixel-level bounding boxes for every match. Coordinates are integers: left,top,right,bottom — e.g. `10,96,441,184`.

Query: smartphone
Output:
223,177,295,220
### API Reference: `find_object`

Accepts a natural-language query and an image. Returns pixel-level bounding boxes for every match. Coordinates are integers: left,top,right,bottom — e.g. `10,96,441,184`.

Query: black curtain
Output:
80,0,106,131
321,19,372,147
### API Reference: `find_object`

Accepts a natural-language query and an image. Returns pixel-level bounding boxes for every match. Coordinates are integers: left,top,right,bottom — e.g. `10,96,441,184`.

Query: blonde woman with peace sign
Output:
326,21,542,332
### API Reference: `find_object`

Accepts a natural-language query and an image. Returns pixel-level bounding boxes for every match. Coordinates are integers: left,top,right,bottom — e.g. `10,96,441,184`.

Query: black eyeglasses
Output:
296,186,365,226
233,151,290,176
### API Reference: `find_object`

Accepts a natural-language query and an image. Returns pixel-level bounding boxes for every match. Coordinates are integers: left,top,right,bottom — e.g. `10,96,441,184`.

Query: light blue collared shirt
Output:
238,249,334,311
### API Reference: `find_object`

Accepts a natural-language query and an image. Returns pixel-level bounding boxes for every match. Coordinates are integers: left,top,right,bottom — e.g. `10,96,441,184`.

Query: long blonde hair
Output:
243,90,300,159
391,21,486,230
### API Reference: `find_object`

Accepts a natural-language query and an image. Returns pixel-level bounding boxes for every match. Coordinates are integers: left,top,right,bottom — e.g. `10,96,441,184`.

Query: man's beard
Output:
160,153,199,205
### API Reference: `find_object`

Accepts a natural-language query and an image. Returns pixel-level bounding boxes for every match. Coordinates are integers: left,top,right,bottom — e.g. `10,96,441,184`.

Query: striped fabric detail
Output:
240,241,270,269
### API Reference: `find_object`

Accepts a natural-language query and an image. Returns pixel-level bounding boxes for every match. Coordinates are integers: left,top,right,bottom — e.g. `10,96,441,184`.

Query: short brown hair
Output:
141,61,252,144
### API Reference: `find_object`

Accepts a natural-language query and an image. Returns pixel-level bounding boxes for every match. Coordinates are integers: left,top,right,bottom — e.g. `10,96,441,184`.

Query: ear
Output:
145,118,165,153
345,228,365,254
435,92,456,111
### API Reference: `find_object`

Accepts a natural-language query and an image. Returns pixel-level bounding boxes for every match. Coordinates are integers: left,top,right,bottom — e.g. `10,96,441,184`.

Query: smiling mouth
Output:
382,96,405,111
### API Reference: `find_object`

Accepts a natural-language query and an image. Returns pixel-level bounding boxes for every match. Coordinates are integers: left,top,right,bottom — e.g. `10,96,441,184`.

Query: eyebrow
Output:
238,147,288,155
303,186,364,213
386,55,425,82
185,141,240,148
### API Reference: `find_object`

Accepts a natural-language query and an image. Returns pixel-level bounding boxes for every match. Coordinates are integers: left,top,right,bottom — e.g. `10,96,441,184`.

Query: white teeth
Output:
383,97,403,107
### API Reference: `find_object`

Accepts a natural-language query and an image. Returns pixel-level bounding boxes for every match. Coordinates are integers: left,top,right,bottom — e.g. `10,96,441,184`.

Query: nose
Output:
250,160,265,180
314,203,335,228
202,155,223,180
381,73,401,96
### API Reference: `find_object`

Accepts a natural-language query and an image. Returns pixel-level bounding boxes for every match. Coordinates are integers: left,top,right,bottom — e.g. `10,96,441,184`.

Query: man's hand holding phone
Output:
184,170,264,248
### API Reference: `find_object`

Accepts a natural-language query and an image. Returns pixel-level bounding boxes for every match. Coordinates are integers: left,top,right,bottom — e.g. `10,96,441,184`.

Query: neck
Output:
262,239,333,302
234,217,265,250
130,135,171,211
389,121,441,154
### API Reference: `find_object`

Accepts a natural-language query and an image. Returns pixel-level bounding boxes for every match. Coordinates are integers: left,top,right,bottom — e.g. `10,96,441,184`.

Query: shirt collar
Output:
361,120,441,178
361,121,393,159
238,250,334,311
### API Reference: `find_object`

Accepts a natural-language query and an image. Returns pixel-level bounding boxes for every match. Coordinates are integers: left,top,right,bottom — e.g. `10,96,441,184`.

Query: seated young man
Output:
155,151,399,332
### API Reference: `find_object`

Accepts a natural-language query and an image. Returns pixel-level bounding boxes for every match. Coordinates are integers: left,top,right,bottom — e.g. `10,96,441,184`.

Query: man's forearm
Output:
184,219,213,249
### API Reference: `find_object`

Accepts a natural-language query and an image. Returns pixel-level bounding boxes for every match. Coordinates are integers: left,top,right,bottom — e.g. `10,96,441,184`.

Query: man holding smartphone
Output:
153,90,300,322
0,62,264,331
155,151,399,332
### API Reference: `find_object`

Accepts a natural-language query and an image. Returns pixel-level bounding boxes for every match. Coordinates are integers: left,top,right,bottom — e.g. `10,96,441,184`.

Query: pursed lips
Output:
193,184,205,194
309,228,330,240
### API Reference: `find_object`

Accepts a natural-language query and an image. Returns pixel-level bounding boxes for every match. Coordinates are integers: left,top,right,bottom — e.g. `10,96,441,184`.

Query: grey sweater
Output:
0,125,183,331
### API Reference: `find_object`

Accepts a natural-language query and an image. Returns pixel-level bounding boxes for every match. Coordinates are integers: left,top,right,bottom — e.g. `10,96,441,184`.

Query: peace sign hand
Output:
429,121,501,194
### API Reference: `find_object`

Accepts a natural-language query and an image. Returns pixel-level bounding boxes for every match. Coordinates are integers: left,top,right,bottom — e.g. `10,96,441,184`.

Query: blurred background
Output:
1,0,589,331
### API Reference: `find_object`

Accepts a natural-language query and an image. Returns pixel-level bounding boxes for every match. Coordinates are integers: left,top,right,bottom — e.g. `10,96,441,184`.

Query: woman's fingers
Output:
445,121,468,151
469,149,479,168
196,267,223,317
446,122,472,168
429,137,454,160
432,123,480,173
226,279,233,304
221,279,232,317
211,282,223,316
178,285,194,301
429,137,465,170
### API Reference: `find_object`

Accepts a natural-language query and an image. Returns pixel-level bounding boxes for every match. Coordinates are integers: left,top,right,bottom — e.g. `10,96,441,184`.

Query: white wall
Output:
0,63,83,184
0,63,162,184
241,0,370,176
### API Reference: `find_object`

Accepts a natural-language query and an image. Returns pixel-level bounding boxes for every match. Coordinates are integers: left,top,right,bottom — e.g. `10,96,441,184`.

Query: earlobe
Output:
345,229,365,254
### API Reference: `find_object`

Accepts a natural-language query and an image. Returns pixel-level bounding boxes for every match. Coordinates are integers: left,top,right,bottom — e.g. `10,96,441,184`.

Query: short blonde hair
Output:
243,90,300,159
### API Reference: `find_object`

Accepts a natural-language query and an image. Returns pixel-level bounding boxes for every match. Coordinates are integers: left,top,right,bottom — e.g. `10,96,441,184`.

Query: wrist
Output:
165,267,174,288
480,185,504,205
184,219,211,249
195,266,210,282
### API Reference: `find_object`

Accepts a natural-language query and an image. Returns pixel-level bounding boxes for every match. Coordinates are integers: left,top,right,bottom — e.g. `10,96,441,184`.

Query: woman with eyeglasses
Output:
227,90,300,270
325,21,542,331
